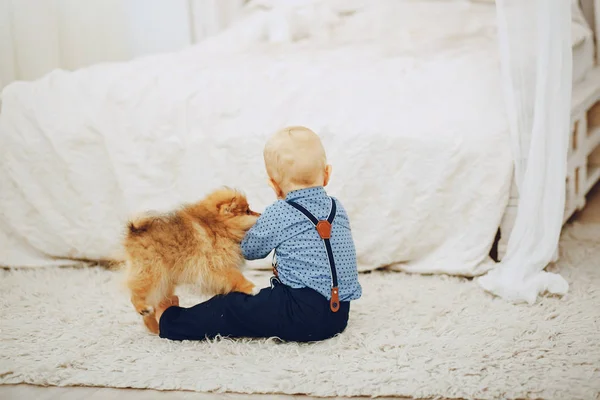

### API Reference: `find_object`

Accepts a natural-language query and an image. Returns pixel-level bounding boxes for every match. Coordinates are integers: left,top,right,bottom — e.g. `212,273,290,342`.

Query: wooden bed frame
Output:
496,0,600,259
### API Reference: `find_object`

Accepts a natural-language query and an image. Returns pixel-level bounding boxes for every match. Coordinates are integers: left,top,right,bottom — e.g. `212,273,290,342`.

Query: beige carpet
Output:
1,223,599,400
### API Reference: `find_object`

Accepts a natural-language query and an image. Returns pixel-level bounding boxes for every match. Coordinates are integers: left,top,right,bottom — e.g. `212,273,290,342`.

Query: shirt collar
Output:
285,186,327,201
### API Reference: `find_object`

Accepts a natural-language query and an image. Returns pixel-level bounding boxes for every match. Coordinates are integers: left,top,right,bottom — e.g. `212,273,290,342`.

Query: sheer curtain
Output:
0,0,243,90
479,0,573,303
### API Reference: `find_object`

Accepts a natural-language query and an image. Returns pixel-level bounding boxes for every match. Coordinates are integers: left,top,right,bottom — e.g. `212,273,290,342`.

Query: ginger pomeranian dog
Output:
124,188,261,334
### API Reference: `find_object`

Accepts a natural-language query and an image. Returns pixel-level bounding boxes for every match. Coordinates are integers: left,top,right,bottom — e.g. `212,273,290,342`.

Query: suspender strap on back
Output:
286,198,340,312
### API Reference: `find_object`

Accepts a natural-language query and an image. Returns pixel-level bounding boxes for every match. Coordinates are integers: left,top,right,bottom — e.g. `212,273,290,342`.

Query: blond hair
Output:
264,126,327,193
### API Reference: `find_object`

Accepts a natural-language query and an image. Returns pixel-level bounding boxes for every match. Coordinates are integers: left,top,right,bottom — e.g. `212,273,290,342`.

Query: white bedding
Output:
0,0,541,274
572,1,595,85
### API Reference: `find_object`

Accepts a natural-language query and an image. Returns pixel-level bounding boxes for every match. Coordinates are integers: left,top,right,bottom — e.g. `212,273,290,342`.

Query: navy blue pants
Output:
159,280,350,342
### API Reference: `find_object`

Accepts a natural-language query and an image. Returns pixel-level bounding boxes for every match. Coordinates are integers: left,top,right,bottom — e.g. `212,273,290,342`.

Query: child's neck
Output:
281,185,323,199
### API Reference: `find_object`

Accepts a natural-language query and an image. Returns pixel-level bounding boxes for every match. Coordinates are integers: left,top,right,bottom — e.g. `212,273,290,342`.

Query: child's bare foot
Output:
155,295,179,324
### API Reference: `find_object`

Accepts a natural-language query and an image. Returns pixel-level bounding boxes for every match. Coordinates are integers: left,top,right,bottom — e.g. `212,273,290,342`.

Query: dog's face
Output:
209,188,260,231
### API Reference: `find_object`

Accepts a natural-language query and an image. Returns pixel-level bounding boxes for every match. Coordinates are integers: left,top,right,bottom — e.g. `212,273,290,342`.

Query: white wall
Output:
0,0,244,91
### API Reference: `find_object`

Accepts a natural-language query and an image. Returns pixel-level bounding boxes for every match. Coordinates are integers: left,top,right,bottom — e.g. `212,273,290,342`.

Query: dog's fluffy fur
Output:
124,188,260,334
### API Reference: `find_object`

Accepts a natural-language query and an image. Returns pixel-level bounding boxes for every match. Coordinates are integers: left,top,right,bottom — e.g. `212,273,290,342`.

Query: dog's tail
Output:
127,219,151,236
126,214,162,237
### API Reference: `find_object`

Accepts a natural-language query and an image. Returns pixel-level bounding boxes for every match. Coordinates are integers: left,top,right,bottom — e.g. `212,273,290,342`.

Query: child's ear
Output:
268,178,285,199
323,165,332,187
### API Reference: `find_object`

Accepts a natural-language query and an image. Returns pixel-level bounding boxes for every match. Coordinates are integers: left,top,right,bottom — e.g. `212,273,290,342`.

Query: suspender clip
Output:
316,220,332,239
330,287,340,312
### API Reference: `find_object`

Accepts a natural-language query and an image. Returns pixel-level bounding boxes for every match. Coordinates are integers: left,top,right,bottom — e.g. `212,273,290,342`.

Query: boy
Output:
156,126,362,342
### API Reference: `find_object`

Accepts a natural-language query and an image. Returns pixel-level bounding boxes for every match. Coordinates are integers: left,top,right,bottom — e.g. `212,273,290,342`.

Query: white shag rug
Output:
1,223,599,400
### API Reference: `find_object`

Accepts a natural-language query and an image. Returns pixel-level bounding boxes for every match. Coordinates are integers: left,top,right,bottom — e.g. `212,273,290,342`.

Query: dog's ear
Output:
218,196,238,215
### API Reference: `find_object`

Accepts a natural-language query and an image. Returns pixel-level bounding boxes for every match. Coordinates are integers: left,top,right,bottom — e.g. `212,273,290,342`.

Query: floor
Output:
0,385,400,400
2,184,599,400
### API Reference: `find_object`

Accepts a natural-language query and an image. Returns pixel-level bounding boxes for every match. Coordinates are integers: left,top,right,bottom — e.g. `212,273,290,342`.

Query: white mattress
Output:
0,0,559,275
572,2,595,85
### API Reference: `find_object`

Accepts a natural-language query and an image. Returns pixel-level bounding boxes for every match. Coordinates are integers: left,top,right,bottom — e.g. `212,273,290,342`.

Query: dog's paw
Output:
137,306,154,316
251,286,261,296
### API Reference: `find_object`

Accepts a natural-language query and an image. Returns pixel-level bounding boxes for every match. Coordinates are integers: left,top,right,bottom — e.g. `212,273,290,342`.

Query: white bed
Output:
572,3,595,86
0,0,599,276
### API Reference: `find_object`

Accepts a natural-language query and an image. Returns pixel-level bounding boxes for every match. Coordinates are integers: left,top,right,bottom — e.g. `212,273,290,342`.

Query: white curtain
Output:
0,0,244,90
479,0,573,303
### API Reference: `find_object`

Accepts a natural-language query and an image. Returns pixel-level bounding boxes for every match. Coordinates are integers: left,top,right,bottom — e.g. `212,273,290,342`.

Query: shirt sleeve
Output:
241,203,283,260
332,197,352,230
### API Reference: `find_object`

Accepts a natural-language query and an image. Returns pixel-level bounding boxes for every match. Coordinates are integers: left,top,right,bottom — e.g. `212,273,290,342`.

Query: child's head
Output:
263,126,332,198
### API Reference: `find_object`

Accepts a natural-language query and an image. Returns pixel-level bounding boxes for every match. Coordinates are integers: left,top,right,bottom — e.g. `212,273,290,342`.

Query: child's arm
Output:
241,202,283,260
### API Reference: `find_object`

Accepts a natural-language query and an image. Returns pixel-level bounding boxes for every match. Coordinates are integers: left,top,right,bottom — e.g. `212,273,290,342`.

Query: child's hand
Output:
155,295,179,324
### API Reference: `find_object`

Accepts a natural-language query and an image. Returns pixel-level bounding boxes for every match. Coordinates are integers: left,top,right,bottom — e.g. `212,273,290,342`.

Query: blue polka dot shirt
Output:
241,187,362,302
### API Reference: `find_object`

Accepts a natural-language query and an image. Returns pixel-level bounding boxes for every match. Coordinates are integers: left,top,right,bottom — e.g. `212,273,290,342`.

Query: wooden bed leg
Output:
497,202,517,262
489,228,501,262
